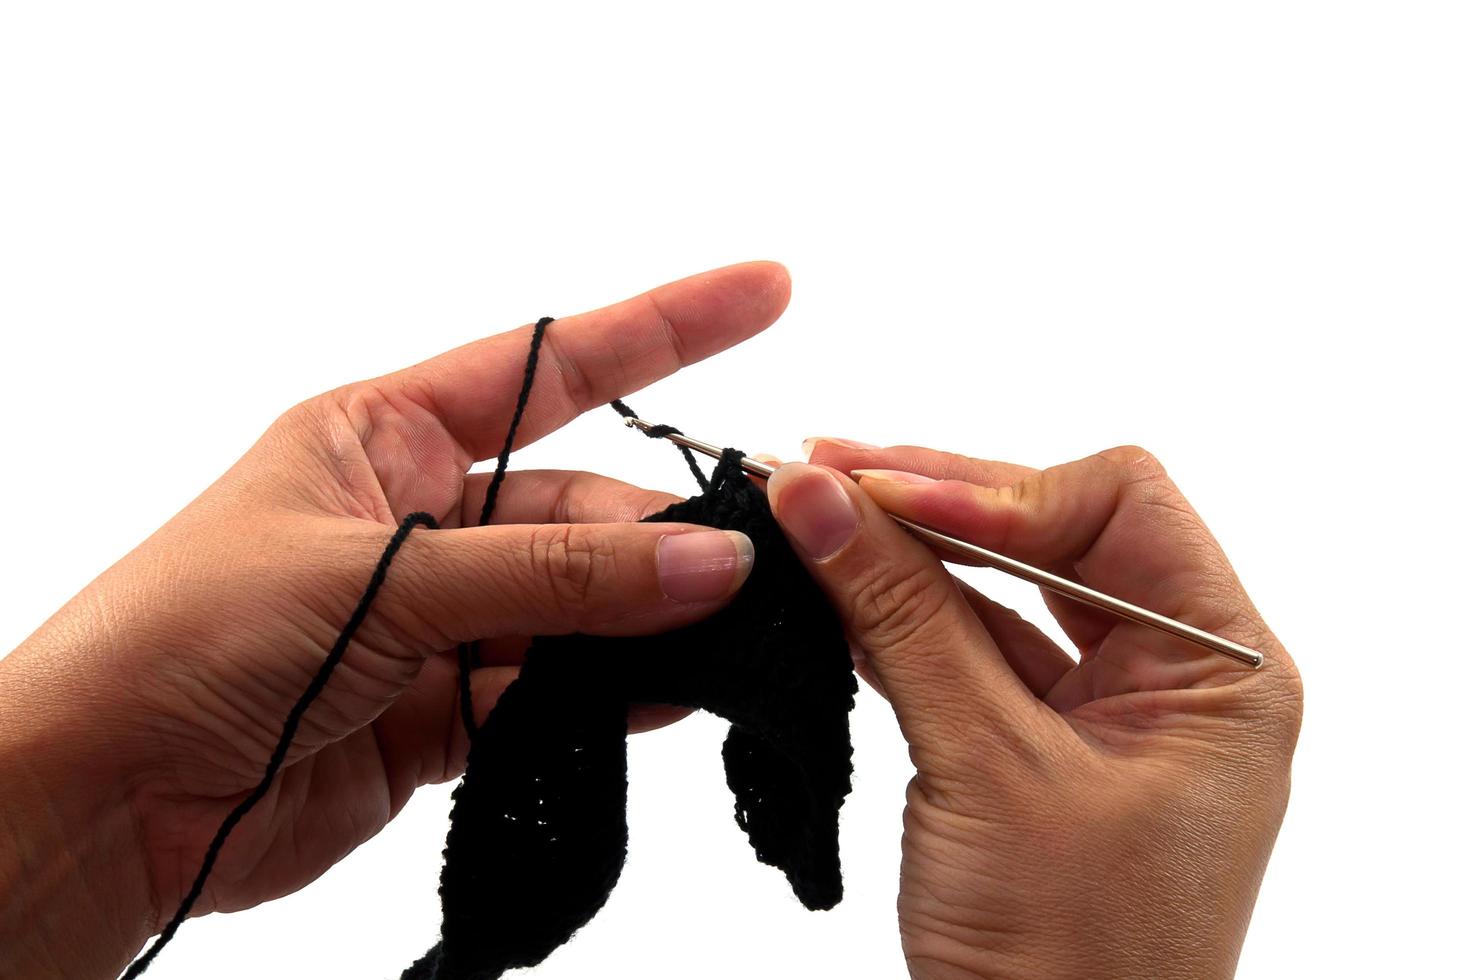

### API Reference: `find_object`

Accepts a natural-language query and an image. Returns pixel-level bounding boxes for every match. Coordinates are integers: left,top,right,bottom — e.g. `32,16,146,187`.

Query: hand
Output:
766,442,1303,979
0,262,790,979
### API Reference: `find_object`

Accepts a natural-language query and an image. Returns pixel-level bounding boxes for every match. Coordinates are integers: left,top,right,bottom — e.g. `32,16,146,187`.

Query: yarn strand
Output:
122,319,723,978
455,316,553,740
609,398,710,491
125,315,556,976
122,510,440,978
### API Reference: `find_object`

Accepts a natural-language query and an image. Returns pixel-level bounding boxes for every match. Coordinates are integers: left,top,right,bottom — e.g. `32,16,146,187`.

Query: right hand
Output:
767,440,1303,979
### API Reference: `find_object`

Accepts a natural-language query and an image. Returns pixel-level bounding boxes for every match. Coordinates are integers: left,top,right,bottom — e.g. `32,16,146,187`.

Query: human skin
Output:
0,261,1300,979
0,262,788,978
766,443,1303,979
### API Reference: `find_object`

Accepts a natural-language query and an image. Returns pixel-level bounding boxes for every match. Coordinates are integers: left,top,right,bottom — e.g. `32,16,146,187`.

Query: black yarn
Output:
610,397,710,491
456,316,554,740
123,315,553,976
479,318,553,527
121,510,440,978
403,445,857,980
122,322,857,980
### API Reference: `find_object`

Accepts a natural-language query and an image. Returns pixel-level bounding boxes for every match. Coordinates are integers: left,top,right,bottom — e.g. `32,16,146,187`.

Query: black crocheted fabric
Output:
403,450,856,980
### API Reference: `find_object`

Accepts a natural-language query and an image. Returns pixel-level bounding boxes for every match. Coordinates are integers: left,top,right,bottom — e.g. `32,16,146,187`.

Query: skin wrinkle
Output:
387,367,472,470
644,288,690,368
301,649,416,731
849,562,954,652
144,534,404,782
528,523,609,623
130,513,442,974
362,543,465,654
147,631,261,730
536,324,598,423
599,332,636,392
216,734,380,918
340,385,465,522
318,739,386,863
387,336,529,465
1075,639,1163,698
142,803,220,922
370,708,420,816
216,767,302,913
289,400,392,524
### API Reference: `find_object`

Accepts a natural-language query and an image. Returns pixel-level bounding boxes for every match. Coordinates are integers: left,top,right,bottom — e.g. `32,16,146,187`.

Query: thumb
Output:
375,521,755,645
764,463,1050,769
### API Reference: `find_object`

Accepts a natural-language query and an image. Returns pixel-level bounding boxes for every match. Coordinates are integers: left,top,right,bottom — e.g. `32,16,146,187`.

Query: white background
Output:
2,3,1472,977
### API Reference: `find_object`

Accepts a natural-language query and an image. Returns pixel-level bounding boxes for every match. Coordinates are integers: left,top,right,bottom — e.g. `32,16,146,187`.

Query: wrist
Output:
901,867,1248,980
904,916,1238,980
0,641,156,978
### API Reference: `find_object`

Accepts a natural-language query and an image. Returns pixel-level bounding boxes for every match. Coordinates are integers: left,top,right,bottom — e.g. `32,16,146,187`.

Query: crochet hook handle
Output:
623,417,1263,670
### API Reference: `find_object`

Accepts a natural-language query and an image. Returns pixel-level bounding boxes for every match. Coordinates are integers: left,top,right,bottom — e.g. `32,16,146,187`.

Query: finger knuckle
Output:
985,476,1038,555
1100,444,1178,510
527,524,617,616
644,291,688,364
933,478,1015,540
937,448,985,478
849,561,953,649
271,392,340,450
1100,443,1169,486
540,328,596,410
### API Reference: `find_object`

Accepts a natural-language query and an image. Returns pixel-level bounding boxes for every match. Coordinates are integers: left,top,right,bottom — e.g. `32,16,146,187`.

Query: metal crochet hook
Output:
624,416,1263,670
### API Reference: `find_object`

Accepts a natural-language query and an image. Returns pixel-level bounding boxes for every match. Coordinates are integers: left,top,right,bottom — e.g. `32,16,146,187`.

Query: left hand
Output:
0,262,790,978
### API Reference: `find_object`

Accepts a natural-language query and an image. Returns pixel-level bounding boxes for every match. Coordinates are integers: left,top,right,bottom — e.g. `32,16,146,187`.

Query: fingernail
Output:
767,463,860,561
851,468,938,485
801,436,879,460
752,453,783,466
658,531,755,603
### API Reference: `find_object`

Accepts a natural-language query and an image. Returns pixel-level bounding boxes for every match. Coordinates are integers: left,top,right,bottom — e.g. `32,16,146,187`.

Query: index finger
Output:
387,261,791,461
